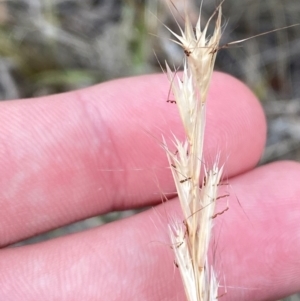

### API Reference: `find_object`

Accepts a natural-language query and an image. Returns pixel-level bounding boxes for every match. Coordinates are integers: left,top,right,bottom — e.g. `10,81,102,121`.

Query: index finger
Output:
0,72,265,245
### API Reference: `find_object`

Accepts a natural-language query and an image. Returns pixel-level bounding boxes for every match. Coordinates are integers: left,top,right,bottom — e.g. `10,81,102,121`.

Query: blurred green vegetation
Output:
0,0,299,102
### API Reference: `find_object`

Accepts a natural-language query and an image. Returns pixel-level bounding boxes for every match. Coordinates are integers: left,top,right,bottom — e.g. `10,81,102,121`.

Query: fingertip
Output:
217,160,300,301
206,72,267,176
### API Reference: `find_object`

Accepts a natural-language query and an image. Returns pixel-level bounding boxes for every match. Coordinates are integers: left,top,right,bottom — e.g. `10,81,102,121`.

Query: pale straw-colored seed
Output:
162,3,224,301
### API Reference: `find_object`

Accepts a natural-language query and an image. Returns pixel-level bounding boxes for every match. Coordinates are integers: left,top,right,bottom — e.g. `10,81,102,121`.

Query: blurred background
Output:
1,0,299,299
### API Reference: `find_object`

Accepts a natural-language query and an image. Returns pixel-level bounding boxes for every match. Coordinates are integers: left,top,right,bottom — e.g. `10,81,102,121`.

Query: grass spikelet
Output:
162,2,224,301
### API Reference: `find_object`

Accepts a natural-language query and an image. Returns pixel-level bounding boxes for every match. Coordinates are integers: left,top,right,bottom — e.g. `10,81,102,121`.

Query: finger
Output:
0,72,266,245
215,160,300,301
0,161,299,301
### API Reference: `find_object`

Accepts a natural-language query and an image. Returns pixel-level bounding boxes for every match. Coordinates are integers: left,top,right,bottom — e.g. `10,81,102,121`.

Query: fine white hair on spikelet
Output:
162,2,225,301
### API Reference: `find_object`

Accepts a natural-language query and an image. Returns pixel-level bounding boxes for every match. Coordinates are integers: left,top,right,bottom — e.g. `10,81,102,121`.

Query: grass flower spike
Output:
163,3,224,301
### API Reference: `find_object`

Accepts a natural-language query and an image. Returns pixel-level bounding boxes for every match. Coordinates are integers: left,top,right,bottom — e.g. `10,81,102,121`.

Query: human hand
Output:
0,72,299,301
